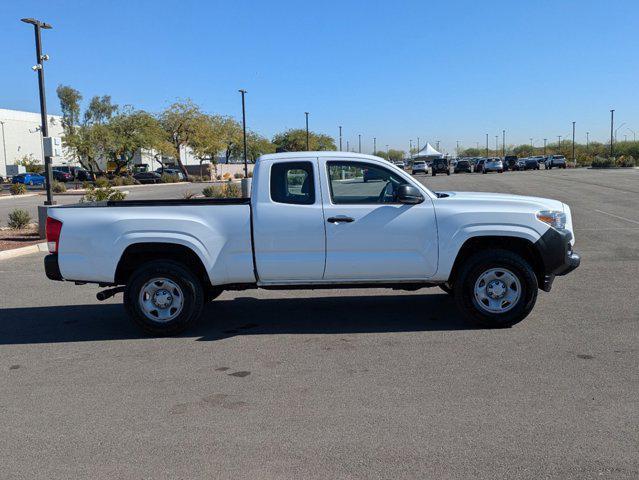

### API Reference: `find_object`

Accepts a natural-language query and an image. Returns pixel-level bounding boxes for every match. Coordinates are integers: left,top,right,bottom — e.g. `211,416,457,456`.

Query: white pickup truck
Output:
44,152,580,335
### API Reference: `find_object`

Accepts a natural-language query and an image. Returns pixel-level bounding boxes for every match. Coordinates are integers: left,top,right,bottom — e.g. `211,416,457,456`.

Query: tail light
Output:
46,217,63,253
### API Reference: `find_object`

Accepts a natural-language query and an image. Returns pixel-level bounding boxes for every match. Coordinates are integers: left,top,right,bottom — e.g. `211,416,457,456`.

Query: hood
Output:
438,191,565,212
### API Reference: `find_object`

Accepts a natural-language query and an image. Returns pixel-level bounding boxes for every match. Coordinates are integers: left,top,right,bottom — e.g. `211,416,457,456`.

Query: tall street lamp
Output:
543,138,547,156
530,137,534,148
409,139,412,154
386,144,389,159
373,137,376,154
572,121,576,167
21,17,53,205
305,112,309,150
586,132,589,152
502,130,505,158
610,109,614,157
338,126,342,151
495,135,498,154
485,133,488,157
558,135,562,152
417,137,420,153
238,90,248,177
358,134,361,153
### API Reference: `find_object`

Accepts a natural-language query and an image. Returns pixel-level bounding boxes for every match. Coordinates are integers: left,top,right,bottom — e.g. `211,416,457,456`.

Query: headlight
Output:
536,210,566,230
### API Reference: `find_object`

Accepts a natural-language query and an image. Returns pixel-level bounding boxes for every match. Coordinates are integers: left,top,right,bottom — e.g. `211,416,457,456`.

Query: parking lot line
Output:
594,209,639,225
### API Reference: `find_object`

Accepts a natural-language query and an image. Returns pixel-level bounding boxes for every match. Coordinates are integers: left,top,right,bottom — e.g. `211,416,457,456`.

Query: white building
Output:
0,108,74,177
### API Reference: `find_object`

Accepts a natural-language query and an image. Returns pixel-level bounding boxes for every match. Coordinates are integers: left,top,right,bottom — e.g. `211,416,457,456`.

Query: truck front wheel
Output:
453,249,538,328
124,260,205,336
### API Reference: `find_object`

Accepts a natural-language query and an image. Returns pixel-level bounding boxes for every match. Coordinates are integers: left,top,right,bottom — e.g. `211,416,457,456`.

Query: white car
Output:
411,161,428,175
45,152,579,335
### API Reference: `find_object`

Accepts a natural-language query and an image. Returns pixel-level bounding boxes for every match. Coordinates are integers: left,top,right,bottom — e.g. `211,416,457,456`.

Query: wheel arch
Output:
448,235,545,287
114,242,211,288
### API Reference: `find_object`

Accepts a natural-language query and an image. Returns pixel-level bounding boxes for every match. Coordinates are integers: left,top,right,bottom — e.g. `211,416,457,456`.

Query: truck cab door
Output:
252,158,326,283
320,159,438,281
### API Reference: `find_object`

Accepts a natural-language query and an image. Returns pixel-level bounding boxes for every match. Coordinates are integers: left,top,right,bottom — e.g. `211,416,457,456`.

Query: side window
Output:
270,161,315,205
327,161,408,204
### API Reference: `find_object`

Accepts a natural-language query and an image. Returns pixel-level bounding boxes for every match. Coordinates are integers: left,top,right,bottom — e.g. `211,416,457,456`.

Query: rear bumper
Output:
535,228,580,291
44,254,63,281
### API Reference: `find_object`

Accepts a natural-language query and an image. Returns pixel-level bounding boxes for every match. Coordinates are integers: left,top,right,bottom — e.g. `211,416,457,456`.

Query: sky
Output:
1,0,637,154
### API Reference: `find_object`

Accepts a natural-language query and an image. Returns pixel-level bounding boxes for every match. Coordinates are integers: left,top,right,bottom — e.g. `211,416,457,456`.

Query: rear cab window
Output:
270,161,315,205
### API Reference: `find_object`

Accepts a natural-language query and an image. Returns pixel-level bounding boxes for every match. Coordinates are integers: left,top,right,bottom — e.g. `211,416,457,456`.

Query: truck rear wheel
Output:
124,260,205,336
453,249,538,328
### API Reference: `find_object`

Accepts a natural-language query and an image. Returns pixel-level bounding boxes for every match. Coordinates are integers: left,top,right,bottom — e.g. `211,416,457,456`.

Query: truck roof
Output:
258,151,384,162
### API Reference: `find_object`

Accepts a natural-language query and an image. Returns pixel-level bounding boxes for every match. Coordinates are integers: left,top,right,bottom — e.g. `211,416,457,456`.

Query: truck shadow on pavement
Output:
0,292,480,345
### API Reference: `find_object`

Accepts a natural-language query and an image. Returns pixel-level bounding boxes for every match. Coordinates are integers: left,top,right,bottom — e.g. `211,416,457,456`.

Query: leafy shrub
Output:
160,173,179,183
8,209,31,229
202,183,242,198
234,172,245,179
82,181,92,189
52,181,67,193
10,183,27,195
248,170,254,178
182,190,197,199
95,177,110,188
616,155,636,167
110,176,125,186
82,185,128,202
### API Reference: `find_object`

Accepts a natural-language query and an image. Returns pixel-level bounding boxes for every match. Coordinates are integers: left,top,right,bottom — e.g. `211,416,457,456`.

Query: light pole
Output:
346,140,349,152
238,90,248,177
586,132,589,152
456,140,459,155
386,144,389,159
436,140,440,151
543,138,547,156
373,137,376,154
610,109,614,157
21,17,53,205
409,139,412,155
358,134,361,153
485,133,488,157
305,112,309,150
339,126,342,151
530,137,534,148
558,135,562,152
417,137,420,153
502,130,505,158
572,121,576,167
495,135,498,154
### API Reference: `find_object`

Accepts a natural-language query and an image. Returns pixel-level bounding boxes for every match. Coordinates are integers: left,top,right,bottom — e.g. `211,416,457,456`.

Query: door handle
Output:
327,216,354,223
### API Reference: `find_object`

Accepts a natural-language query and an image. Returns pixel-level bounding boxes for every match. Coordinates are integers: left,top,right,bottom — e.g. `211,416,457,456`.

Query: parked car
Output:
513,159,527,171
431,157,450,176
53,166,77,178
44,151,580,336
12,172,46,186
411,161,427,175
133,172,162,184
524,157,540,170
504,155,518,171
392,160,405,169
483,158,504,174
453,159,472,173
474,158,486,173
75,169,95,182
156,167,185,180
52,169,74,182
545,155,567,169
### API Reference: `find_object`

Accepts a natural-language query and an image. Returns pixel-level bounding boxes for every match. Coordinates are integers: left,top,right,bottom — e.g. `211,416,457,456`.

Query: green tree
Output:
272,129,336,152
373,150,389,160
387,149,405,162
513,144,534,157
16,154,43,173
107,108,166,174
159,100,210,179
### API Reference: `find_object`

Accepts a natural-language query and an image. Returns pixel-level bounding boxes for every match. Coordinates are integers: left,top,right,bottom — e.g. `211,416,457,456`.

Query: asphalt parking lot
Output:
1,168,638,479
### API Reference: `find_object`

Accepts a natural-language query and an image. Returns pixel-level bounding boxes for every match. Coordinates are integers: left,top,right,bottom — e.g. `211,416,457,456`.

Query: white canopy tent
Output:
412,143,443,159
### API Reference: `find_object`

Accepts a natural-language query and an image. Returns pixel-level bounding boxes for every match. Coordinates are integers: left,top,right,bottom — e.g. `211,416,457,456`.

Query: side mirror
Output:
397,184,424,204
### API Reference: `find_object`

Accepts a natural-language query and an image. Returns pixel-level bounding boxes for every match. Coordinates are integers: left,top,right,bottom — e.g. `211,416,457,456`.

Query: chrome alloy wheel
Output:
473,268,521,314
138,277,184,323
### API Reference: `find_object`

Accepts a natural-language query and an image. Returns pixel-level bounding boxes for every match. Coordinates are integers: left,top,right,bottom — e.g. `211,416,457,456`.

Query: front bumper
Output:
535,227,581,291
44,254,63,281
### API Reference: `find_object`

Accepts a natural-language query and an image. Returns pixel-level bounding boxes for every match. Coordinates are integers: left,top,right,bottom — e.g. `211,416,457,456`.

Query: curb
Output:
0,193,40,201
0,242,47,261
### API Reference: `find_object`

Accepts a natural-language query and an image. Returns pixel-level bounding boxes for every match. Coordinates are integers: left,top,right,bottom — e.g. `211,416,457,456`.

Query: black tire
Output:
453,249,538,328
447,171,451,176
482,170,487,174
124,260,205,336
432,172,436,176
206,287,223,303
